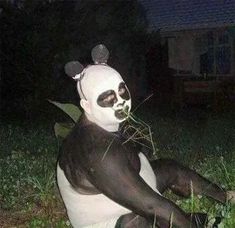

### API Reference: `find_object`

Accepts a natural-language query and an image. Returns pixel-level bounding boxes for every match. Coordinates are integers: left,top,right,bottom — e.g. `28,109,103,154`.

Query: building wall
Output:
164,28,235,78
163,28,235,107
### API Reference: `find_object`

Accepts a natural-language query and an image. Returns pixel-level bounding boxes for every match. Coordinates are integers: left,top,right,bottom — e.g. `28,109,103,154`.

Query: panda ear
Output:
91,44,109,64
64,61,84,80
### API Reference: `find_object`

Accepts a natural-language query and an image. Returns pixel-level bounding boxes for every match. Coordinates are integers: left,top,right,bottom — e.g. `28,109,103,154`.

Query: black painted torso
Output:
58,115,141,194
58,115,196,227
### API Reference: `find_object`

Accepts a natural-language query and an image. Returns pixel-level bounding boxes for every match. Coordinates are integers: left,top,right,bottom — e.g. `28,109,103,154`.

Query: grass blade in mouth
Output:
115,105,130,120
120,112,158,159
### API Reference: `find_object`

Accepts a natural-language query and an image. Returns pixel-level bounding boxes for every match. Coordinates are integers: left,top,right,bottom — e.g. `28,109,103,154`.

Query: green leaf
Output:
48,100,81,122
54,122,75,139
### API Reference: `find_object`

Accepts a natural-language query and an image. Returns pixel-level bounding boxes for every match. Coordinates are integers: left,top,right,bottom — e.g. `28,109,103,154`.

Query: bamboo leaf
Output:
54,122,75,139
48,100,81,122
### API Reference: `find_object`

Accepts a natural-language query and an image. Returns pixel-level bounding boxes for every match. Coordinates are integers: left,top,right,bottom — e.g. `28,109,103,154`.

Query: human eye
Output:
97,90,117,107
118,82,130,100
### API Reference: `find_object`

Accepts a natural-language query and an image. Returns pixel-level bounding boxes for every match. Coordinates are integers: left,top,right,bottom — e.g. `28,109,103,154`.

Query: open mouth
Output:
115,106,130,120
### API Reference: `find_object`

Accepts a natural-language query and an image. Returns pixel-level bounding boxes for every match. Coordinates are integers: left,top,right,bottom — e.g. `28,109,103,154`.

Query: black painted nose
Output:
117,101,125,107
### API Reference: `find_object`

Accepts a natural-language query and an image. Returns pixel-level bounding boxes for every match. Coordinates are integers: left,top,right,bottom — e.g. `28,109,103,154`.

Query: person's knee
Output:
151,159,184,193
155,159,195,197
115,213,150,228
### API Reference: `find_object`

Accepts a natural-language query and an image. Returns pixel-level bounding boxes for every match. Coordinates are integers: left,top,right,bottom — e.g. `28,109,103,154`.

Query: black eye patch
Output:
118,82,130,100
97,90,118,107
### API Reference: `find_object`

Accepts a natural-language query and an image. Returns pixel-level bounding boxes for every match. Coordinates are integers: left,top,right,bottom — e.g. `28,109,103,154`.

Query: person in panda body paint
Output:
57,44,235,228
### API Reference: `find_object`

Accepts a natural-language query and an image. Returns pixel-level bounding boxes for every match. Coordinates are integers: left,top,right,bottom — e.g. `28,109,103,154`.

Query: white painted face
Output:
78,65,131,131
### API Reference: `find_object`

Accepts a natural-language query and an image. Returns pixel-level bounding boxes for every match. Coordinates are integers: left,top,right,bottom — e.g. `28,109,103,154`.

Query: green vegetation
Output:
0,109,234,227
0,123,70,227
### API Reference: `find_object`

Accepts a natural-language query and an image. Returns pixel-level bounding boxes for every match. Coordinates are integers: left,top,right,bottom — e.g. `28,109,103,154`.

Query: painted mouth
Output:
115,106,130,120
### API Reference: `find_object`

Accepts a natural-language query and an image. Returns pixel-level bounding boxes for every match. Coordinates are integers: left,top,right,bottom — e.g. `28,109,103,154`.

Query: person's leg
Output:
115,213,151,228
150,159,227,203
115,158,230,228
115,212,210,228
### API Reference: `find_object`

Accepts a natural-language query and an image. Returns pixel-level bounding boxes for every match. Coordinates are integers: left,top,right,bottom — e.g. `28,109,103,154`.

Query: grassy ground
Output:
0,108,235,227
0,123,69,227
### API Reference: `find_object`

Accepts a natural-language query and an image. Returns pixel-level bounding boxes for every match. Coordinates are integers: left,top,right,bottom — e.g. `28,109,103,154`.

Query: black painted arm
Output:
86,150,196,228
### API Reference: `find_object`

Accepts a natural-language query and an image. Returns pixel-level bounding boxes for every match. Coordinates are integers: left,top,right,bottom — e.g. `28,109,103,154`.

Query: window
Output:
200,31,232,75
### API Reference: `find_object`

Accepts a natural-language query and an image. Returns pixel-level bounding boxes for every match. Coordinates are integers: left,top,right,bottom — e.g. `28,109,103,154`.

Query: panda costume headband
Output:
65,44,110,100
64,44,132,131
